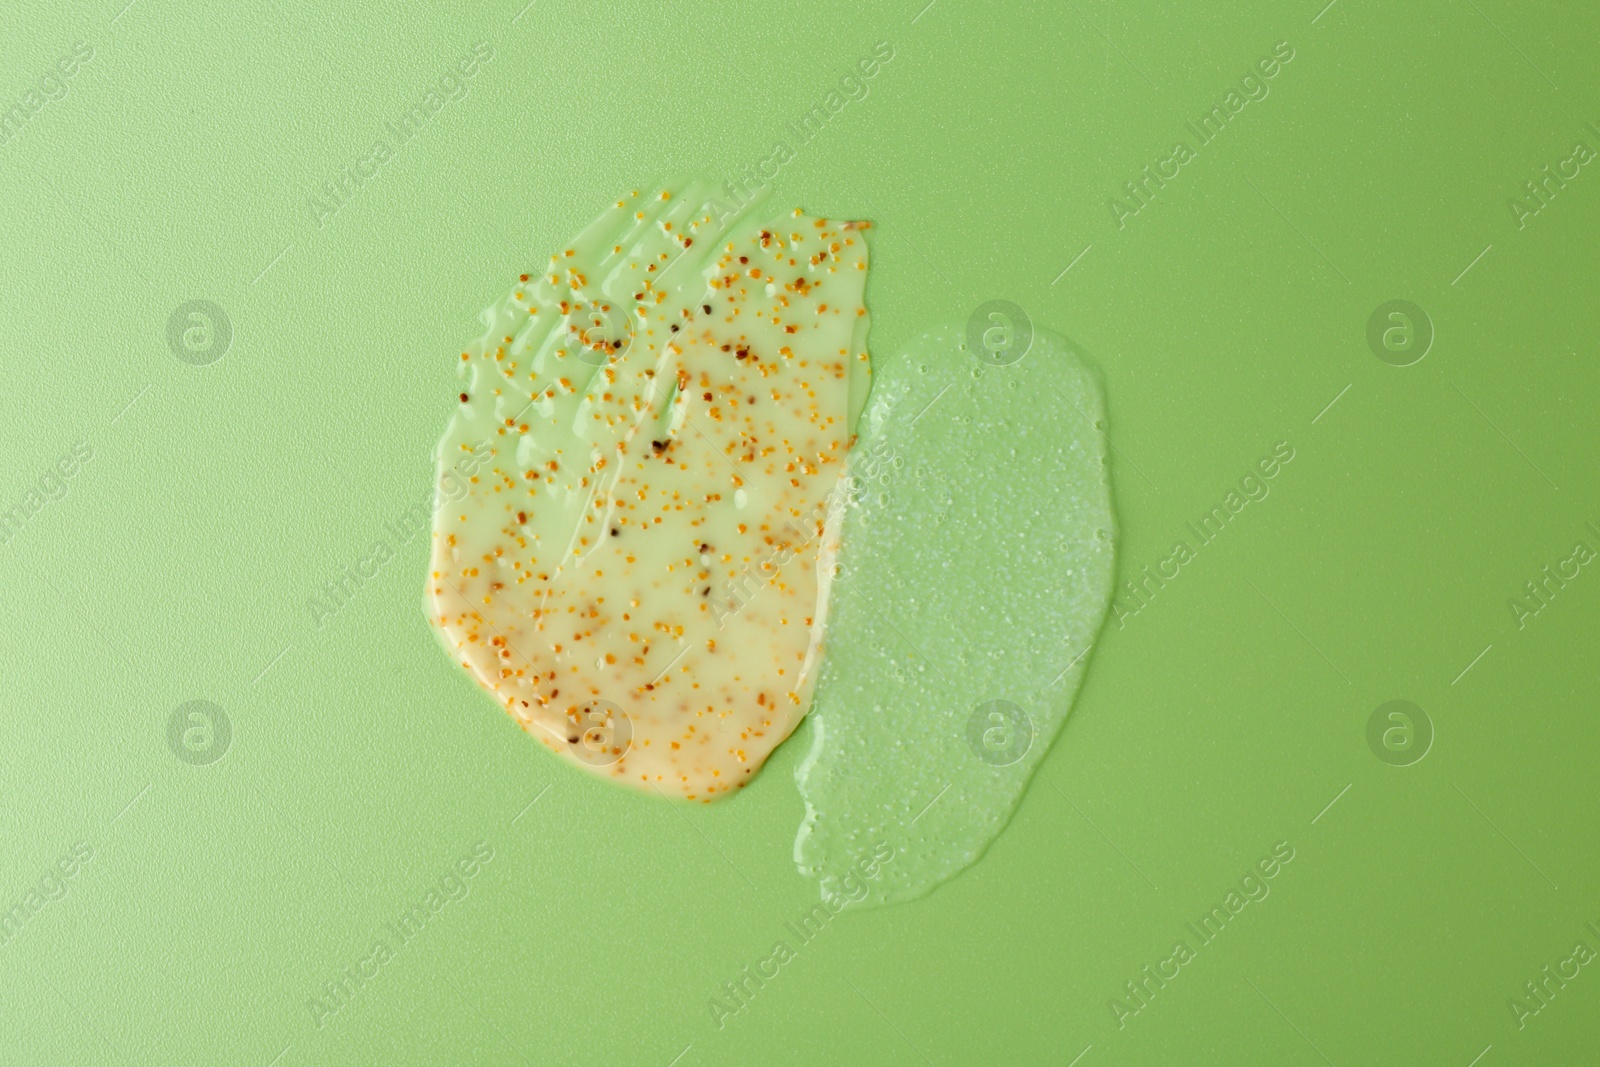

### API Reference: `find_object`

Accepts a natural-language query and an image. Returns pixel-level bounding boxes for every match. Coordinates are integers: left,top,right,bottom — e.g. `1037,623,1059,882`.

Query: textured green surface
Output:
2,0,1598,1064
795,326,1115,906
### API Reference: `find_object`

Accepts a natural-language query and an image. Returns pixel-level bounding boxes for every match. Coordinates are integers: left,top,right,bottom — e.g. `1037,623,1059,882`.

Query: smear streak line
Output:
511,784,552,825
1311,383,1351,425
909,783,951,826
1451,244,1493,286
1452,643,1492,685
1311,783,1351,825
1051,243,1093,285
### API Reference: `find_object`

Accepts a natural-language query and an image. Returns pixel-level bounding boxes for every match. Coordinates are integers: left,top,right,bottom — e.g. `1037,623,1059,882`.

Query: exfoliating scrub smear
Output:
427,181,873,801
427,184,1115,904
793,324,1116,905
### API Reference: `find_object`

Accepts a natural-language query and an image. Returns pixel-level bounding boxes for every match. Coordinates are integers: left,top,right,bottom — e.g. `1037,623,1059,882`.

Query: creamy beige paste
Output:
428,182,872,800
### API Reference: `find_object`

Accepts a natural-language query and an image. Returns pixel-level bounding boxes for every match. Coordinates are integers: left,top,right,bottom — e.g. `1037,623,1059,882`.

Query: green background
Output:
2,0,1597,1062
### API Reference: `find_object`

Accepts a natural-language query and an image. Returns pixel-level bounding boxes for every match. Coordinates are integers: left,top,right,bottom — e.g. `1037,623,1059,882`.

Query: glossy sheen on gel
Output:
794,325,1115,904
